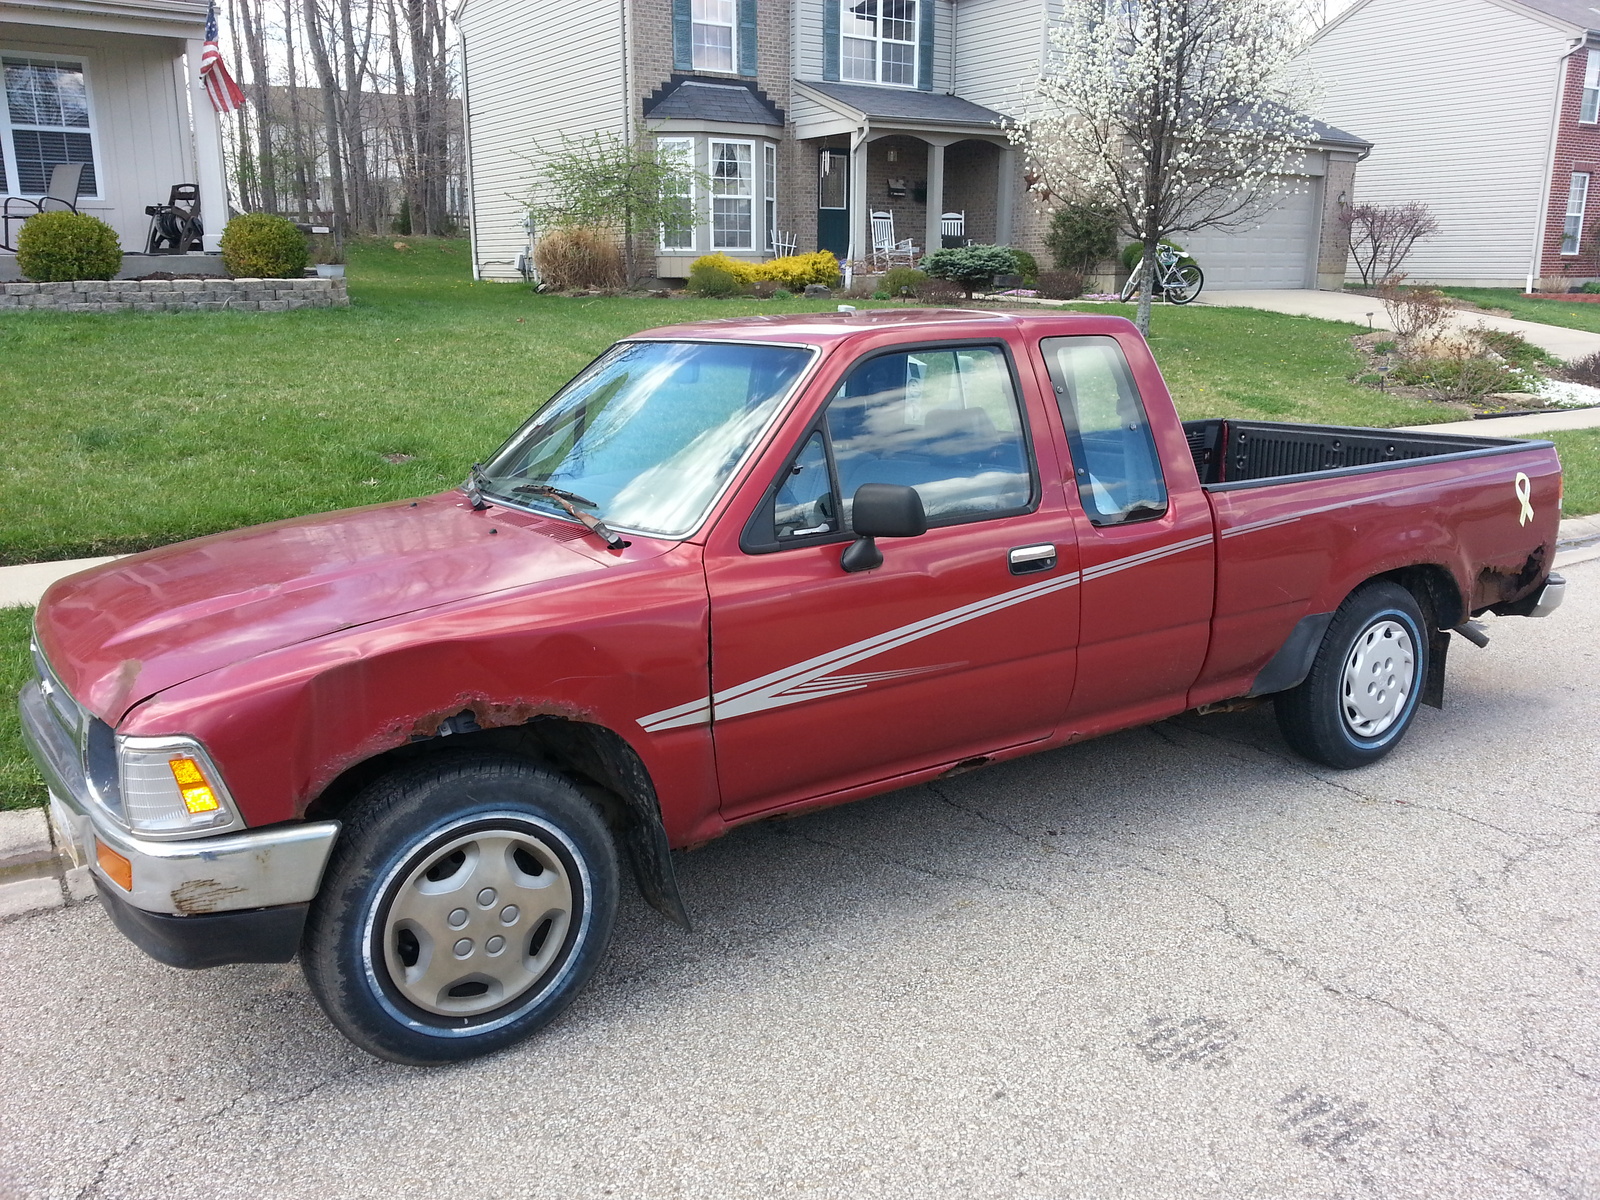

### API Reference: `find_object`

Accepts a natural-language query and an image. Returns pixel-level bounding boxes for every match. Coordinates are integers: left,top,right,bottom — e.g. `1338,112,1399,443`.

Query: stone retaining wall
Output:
0,276,348,313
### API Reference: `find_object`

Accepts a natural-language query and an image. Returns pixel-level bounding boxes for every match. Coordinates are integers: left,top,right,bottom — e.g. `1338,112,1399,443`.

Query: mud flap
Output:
1422,630,1450,710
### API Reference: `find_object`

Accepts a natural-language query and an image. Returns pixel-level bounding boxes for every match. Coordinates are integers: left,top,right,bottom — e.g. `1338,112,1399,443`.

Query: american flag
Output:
200,2,246,114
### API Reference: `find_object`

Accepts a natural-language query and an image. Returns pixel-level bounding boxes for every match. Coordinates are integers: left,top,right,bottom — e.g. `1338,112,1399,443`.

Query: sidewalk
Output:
1200,288,1600,361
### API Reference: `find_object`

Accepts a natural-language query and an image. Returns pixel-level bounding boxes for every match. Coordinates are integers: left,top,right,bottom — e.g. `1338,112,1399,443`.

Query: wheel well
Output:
1375,563,1463,630
304,716,691,929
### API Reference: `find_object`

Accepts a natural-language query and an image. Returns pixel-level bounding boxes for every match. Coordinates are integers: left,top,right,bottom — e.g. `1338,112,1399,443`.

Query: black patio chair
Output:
1,162,86,251
144,184,203,254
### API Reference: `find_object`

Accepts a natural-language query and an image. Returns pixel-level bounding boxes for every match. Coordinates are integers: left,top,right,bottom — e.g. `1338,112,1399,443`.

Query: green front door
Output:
817,148,849,259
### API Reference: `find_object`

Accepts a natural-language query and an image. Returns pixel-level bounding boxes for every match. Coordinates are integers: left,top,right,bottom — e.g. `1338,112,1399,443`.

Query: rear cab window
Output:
746,342,1037,550
1040,335,1169,526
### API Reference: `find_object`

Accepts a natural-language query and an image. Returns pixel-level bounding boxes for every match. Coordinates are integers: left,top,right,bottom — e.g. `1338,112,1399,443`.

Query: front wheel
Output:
1274,581,1430,770
1120,261,1143,303
1167,264,1204,304
301,754,619,1064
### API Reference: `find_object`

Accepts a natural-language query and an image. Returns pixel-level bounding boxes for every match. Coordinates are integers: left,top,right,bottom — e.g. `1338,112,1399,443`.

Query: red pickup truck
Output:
22,309,1565,1063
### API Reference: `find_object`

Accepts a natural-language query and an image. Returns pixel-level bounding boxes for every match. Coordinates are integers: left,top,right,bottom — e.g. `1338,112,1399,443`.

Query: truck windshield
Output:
477,340,814,538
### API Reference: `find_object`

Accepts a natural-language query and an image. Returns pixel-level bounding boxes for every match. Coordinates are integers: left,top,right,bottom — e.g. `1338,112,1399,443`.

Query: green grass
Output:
1439,288,1600,339
1545,428,1600,517
1,606,42,811
0,239,1462,566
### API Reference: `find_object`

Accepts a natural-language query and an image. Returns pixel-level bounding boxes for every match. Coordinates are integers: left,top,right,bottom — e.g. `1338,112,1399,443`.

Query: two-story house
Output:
458,0,1366,289
1307,0,1600,291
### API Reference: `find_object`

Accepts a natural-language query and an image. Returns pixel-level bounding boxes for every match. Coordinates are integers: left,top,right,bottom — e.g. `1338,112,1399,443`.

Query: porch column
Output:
924,140,946,256
995,145,1017,246
849,132,870,268
185,40,229,252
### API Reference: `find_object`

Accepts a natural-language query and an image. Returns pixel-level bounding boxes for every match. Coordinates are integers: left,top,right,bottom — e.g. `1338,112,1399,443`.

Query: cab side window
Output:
824,345,1032,527
1041,335,1168,525
773,430,838,540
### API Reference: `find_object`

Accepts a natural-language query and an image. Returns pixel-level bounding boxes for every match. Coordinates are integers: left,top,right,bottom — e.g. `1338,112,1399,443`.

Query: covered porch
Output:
0,0,228,273
792,80,1014,267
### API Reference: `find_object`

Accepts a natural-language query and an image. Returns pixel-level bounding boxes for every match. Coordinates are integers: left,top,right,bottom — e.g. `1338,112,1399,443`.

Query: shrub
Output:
534,225,624,290
219,213,309,278
1046,202,1119,272
914,277,967,305
1475,328,1554,369
1563,350,1600,387
1035,270,1085,300
1388,351,1522,401
688,260,743,297
770,287,794,300
921,244,1019,297
882,266,928,296
15,211,121,282
1378,279,1453,346
1583,281,1600,294
689,250,841,290
1009,249,1040,284
1340,202,1440,287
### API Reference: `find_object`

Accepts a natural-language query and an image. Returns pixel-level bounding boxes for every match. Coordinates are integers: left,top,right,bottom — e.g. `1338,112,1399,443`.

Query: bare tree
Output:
1341,202,1441,287
1015,0,1320,334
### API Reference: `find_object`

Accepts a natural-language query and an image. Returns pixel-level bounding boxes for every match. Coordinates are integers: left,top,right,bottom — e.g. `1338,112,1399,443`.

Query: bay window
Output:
841,0,919,89
1563,172,1589,256
657,136,696,251
763,143,777,252
2,54,99,196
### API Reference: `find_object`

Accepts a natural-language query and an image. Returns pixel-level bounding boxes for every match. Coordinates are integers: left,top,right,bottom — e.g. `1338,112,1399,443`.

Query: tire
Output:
1120,261,1143,303
301,754,619,1065
1168,264,1204,304
1274,581,1429,770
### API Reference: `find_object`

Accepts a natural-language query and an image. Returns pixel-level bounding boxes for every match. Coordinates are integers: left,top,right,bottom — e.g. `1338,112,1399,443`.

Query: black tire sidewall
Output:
1169,266,1203,304
303,757,618,1064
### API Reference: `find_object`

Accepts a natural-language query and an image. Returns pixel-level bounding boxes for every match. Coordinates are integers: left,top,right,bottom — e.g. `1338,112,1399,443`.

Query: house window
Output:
1,55,99,197
1584,50,1600,124
1563,173,1590,255
711,139,753,249
657,136,696,251
692,0,736,73
763,143,777,252
841,0,918,89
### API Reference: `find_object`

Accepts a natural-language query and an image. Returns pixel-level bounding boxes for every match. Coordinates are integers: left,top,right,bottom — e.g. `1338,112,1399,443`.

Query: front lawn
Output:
1547,427,1600,517
1440,287,1600,339
0,238,1462,566
2,606,39,811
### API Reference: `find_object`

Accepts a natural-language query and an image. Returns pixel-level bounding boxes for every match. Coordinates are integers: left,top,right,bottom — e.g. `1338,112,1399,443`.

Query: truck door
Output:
703,340,1081,821
1036,334,1215,734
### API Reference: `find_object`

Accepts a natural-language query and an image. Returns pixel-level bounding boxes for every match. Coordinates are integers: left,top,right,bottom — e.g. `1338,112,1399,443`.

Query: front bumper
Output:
20,679,340,961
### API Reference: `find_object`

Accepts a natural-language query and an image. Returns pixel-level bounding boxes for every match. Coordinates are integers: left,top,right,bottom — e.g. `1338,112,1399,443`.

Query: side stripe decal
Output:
636,532,1214,733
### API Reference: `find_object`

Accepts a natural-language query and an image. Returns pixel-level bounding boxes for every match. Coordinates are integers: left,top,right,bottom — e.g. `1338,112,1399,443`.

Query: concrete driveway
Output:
1204,289,1600,362
2,560,1597,1200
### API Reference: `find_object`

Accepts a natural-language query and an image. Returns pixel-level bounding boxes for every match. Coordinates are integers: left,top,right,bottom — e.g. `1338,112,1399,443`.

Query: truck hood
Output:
35,493,624,723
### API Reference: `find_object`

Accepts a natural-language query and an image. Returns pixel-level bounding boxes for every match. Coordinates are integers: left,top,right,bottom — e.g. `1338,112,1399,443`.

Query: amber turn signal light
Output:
167,756,221,814
96,838,133,891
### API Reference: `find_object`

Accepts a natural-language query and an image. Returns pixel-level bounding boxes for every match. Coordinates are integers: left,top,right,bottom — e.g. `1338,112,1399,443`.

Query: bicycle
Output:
1119,244,1205,305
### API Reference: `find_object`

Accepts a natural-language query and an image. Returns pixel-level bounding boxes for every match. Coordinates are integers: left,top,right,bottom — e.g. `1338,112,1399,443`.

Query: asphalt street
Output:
2,559,1596,1200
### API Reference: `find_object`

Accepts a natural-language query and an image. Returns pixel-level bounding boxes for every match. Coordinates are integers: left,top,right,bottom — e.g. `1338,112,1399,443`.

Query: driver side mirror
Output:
841,483,927,573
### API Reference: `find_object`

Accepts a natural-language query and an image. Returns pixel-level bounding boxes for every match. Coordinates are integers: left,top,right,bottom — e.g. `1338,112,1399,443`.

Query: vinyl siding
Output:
951,0,1046,120
0,25,190,253
459,0,626,281
1305,0,1572,286
795,0,954,92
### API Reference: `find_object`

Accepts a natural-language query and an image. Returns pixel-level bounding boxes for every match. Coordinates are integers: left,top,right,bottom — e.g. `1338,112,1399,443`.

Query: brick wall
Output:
1318,156,1359,290
942,140,1000,245
0,277,348,313
1538,49,1600,287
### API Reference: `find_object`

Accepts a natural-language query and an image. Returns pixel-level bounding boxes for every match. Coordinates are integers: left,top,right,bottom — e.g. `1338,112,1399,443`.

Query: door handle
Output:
1008,544,1057,575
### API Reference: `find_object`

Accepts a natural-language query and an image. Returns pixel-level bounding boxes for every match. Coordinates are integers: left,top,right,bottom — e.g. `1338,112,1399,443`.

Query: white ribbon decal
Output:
1515,473,1534,526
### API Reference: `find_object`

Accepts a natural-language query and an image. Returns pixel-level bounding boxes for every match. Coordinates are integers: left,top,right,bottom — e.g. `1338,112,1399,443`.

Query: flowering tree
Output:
1014,0,1319,334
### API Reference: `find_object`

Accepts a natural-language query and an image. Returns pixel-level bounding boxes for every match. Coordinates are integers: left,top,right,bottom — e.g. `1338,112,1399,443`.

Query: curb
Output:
0,808,96,922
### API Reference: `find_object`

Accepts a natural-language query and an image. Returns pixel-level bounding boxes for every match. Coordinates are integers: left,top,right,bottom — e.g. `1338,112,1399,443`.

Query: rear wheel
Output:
302,754,618,1064
1275,581,1429,770
1168,264,1205,304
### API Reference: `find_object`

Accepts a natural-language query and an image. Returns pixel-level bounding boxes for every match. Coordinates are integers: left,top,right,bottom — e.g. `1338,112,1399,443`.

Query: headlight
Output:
117,736,244,839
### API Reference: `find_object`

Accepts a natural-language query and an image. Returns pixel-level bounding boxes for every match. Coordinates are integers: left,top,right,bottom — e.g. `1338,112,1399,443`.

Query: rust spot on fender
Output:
171,878,248,914
1471,546,1547,610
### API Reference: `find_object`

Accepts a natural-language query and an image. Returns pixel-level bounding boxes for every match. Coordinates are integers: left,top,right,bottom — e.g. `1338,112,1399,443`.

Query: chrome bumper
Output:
1529,573,1565,618
19,680,339,917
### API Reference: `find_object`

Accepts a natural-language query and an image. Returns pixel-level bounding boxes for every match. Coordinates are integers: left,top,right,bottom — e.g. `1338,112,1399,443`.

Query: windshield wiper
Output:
514,484,629,549
464,462,492,510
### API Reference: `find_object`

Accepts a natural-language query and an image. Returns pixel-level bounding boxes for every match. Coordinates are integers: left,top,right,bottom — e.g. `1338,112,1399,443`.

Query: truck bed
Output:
1181,419,1543,489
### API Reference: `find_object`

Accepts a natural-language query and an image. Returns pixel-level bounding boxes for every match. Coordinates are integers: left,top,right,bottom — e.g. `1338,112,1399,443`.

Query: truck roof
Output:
627,306,1138,348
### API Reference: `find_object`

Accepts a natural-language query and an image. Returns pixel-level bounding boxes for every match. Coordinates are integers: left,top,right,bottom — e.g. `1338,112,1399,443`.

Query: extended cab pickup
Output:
21,310,1565,1063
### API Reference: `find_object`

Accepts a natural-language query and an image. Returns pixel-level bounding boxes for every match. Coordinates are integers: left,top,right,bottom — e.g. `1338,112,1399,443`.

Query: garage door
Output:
1178,180,1321,290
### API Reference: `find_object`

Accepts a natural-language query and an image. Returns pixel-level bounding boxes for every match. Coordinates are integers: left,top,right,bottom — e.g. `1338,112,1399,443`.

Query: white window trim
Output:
657,135,697,252
710,137,756,251
1584,49,1600,125
1563,172,1590,256
0,49,103,200
691,0,737,74
840,0,920,91
763,142,777,253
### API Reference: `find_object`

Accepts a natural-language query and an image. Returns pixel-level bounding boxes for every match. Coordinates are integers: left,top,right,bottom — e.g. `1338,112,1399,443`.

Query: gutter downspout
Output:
456,16,482,281
948,0,957,94
1530,37,1587,294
